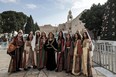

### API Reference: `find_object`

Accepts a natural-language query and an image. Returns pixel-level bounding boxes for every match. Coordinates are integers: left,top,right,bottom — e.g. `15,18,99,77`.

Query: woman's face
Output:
37,32,40,36
49,33,53,39
75,34,78,39
59,32,62,37
18,33,22,37
42,32,46,37
29,34,33,40
67,34,70,39
84,33,87,39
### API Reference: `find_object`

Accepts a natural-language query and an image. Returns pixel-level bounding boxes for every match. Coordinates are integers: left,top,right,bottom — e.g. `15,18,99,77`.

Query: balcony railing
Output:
93,40,116,74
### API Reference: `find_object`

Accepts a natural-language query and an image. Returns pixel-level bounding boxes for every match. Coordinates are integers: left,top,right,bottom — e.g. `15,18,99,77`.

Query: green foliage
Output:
0,11,27,33
25,15,40,34
0,15,3,32
100,0,116,40
80,3,106,37
0,10,40,34
35,22,40,30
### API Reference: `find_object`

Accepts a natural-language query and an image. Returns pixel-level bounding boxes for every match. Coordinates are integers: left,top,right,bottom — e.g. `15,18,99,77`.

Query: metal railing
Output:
93,40,116,74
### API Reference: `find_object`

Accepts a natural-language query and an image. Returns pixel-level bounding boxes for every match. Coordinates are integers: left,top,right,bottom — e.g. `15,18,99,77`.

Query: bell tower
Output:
67,10,73,22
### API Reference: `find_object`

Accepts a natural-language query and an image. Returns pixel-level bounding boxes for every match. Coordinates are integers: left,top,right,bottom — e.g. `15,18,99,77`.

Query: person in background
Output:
44,32,58,71
72,32,82,75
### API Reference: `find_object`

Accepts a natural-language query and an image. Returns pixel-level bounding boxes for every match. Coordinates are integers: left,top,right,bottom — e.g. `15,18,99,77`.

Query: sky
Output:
0,0,107,26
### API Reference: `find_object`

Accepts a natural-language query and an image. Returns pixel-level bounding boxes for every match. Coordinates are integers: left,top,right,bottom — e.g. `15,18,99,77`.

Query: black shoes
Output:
33,65,37,69
24,68,28,71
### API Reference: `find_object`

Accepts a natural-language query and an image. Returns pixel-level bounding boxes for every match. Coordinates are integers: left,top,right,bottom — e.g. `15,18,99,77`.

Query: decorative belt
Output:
66,47,70,49
47,47,52,48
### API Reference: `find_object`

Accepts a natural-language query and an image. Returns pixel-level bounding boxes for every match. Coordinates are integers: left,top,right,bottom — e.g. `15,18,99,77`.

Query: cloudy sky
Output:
0,0,107,26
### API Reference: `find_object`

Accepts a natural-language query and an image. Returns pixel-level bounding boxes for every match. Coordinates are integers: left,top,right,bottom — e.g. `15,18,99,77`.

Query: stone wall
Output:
71,13,85,34
40,24,57,36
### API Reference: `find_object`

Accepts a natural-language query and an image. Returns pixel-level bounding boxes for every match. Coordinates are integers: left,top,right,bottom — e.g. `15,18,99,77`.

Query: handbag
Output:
7,43,16,53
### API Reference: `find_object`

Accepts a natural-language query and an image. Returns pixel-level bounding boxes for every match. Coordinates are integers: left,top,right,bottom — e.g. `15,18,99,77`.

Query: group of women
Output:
7,30,93,77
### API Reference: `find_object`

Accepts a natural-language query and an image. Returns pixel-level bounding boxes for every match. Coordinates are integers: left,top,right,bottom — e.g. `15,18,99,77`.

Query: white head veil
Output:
82,28,94,57
31,30,41,51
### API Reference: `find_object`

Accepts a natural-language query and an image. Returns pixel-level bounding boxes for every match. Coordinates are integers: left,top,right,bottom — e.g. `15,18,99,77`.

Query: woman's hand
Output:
37,51,39,53
17,46,20,48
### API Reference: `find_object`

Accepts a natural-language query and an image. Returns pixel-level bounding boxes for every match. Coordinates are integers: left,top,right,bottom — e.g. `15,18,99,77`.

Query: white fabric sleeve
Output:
31,35,35,51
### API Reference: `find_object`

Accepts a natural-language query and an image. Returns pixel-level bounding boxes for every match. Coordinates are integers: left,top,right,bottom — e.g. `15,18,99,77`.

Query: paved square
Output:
0,49,106,77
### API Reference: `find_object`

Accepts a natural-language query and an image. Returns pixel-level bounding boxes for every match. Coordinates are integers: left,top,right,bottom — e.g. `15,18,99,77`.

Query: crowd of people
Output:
7,29,93,77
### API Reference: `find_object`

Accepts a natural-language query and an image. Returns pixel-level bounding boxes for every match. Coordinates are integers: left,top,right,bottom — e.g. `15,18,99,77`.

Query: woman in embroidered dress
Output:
37,31,47,70
8,32,24,73
23,32,34,70
64,33,73,73
72,32,82,75
34,30,41,69
44,32,58,71
56,31,65,72
82,32,92,77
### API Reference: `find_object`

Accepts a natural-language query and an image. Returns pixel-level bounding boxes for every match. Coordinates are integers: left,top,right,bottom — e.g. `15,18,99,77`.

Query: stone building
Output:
40,10,86,35
71,12,85,34
39,24,57,36
57,10,85,34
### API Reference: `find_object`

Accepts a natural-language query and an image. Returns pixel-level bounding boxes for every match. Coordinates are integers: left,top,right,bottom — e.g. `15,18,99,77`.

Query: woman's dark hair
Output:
48,32,54,39
66,33,72,41
40,32,47,39
82,32,89,40
26,33,33,41
14,32,22,38
58,31,64,40
73,33,81,42
14,32,23,41
36,32,40,44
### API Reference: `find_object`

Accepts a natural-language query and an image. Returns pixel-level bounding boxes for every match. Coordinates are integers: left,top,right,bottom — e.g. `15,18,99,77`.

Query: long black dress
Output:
44,38,58,71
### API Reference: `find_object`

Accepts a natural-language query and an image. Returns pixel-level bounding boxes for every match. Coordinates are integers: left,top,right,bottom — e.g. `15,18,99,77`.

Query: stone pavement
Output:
0,50,106,77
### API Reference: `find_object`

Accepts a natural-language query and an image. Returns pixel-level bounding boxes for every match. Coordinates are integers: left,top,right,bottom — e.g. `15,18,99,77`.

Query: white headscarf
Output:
31,30,41,51
82,29,94,57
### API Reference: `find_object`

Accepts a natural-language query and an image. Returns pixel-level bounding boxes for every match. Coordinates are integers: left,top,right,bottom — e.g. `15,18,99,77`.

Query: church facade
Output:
40,10,85,35
57,10,85,34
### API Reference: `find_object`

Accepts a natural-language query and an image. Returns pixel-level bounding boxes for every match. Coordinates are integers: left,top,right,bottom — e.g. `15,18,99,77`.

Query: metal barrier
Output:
93,40,116,74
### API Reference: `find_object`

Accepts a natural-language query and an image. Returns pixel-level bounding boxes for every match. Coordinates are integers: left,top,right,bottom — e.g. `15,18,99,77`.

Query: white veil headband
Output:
19,29,23,33
31,30,40,51
35,30,41,34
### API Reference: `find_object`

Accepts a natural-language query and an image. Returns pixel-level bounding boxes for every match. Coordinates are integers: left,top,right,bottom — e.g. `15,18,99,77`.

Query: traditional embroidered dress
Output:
72,39,82,75
35,36,40,69
56,38,65,71
64,40,73,72
23,40,34,69
82,39,92,77
44,38,58,71
8,36,24,73
36,37,47,69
